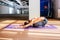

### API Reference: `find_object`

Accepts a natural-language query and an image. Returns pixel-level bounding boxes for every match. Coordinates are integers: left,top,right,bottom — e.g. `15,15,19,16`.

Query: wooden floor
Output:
0,19,60,40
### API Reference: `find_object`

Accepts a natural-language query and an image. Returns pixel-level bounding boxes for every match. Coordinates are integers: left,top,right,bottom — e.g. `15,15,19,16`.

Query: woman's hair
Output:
24,20,31,25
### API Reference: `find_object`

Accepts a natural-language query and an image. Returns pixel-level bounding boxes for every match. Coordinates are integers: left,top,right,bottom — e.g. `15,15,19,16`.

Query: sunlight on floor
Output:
0,38,13,40
0,31,17,34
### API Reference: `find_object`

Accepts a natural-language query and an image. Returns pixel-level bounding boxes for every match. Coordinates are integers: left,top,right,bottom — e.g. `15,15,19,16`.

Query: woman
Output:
20,17,48,28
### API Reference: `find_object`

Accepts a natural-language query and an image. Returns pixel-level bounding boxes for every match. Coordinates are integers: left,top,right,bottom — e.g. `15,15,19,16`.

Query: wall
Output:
57,0,60,18
29,0,40,20
53,0,60,18
0,5,9,14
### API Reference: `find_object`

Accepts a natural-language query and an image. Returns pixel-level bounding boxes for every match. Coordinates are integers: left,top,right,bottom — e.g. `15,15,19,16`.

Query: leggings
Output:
33,18,48,27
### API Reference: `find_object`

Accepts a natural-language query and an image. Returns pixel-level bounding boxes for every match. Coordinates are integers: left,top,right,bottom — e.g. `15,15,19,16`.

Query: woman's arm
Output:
23,20,34,28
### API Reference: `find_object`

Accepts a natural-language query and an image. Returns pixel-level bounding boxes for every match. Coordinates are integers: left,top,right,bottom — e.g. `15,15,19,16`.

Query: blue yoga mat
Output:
5,24,57,29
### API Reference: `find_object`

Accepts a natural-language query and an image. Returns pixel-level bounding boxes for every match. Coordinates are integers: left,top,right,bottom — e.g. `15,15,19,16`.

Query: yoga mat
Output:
5,24,57,29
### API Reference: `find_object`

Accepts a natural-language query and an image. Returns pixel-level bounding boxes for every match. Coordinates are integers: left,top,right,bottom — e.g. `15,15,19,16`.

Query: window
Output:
17,10,20,14
9,7,14,14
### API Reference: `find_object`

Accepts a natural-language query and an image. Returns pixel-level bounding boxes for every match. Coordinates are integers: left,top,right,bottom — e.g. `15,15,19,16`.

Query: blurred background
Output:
0,0,60,19
0,0,29,20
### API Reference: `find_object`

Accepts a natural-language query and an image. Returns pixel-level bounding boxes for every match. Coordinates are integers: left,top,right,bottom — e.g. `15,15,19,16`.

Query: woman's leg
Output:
33,18,48,28
42,18,48,26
